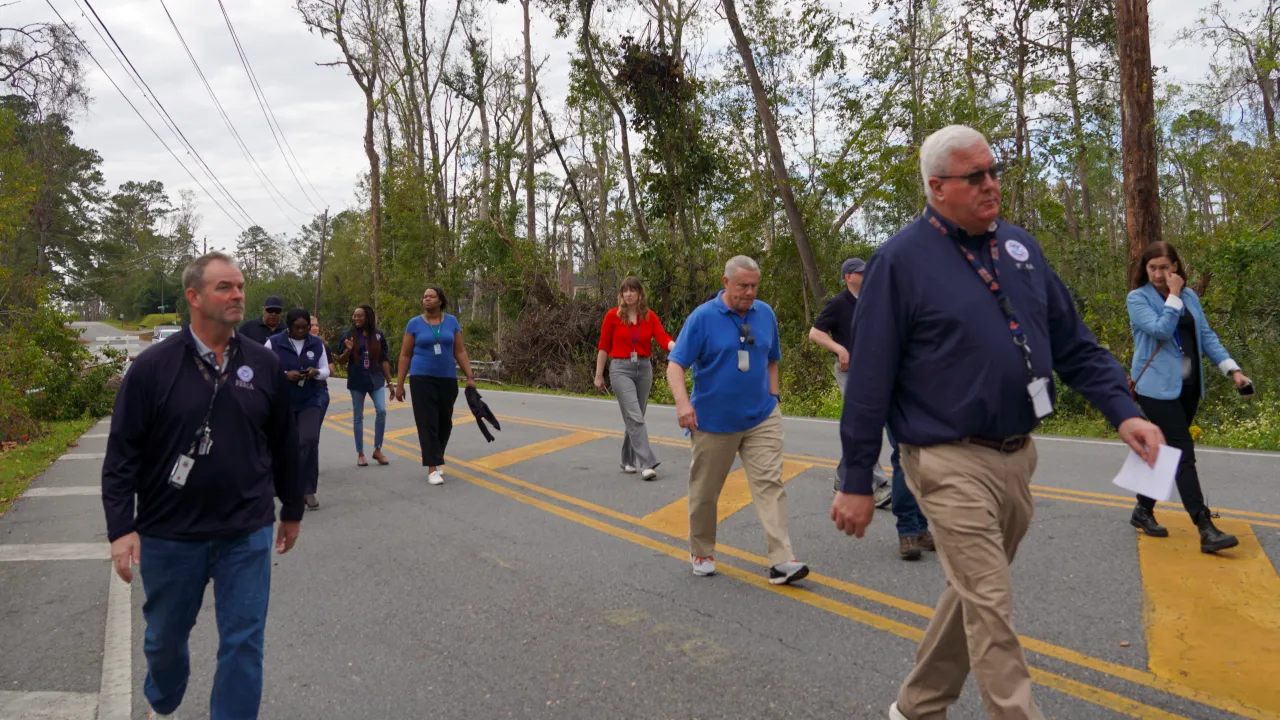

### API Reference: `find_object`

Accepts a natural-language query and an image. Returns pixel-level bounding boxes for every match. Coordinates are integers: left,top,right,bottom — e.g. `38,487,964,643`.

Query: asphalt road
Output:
68,322,148,372
1,388,1277,719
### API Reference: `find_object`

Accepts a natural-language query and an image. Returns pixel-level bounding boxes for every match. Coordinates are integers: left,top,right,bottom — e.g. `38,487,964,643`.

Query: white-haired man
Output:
830,126,1164,719
667,255,809,585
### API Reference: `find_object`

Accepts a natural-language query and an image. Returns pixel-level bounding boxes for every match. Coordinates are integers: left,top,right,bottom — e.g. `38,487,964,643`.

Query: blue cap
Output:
841,258,867,275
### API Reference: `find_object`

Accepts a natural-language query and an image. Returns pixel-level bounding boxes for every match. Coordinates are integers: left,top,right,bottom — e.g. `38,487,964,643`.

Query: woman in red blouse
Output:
594,277,676,480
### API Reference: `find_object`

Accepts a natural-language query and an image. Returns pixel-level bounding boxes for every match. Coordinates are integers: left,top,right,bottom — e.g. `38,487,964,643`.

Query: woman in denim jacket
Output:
1127,242,1253,553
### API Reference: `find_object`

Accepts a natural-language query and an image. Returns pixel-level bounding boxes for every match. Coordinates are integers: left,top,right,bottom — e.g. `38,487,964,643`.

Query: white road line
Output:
0,543,108,561
97,570,131,720
0,691,97,719
57,453,105,461
80,434,108,439
484,389,1279,459
23,487,100,498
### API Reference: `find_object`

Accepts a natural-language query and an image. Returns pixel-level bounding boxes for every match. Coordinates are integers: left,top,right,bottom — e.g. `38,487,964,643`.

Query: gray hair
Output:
183,251,237,292
723,255,760,279
919,125,990,202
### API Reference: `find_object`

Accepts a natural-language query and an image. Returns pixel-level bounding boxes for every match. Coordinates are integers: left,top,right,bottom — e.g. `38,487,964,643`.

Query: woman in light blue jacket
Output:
1127,242,1252,553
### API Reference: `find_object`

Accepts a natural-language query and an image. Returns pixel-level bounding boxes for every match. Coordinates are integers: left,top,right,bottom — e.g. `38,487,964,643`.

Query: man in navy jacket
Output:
829,126,1165,720
102,252,302,719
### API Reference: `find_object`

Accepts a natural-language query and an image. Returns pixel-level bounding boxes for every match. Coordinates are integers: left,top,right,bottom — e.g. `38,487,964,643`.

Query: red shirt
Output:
598,308,675,359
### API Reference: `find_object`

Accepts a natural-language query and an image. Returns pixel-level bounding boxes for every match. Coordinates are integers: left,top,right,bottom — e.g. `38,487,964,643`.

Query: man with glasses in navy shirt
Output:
829,126,1165,720
667,255,809,586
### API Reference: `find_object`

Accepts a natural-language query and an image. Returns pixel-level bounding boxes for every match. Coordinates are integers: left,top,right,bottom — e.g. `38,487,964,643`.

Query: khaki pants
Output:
897,440,1041,720
687,408,794,565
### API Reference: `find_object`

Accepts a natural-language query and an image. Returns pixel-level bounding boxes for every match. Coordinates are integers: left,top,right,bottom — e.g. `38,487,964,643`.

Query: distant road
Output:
68,321,147,371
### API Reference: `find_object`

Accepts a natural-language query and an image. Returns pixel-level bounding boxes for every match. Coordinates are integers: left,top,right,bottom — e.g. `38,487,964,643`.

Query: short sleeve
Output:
669,311,704,368
768,310,782,362
813,296,840,333
404,317,418,337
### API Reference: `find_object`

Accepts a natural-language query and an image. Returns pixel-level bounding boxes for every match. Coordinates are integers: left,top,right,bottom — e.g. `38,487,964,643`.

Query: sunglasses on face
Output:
265,308,282,314
936,163,1004,186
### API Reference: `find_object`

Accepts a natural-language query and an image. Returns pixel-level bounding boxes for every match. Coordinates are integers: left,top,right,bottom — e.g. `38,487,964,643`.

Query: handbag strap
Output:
1133,340,1165,385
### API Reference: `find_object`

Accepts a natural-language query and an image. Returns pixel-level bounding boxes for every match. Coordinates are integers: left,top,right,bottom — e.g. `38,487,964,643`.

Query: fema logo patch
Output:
236,366,254,382
306,350,315,359
1004,239,1030,262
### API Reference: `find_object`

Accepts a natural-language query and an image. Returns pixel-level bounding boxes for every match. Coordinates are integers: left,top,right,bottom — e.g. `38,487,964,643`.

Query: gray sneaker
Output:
873,479,892,509
768,560,809,585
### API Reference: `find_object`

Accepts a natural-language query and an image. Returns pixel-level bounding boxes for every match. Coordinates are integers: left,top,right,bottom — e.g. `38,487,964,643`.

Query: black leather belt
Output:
968,436,1030,453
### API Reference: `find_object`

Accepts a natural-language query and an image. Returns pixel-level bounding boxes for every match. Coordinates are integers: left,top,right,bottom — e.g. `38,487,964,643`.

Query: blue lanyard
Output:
955,237,1035,378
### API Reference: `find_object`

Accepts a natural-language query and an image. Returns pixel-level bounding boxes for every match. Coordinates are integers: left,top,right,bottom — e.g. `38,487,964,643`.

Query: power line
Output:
156,0,310,225
216,0,329,211
73,0,264,230
42,0,247,233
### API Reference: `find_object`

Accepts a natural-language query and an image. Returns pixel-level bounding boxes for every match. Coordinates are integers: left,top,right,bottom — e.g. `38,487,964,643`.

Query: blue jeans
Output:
139,526,273,719
887,427,929,537
350,386,388,453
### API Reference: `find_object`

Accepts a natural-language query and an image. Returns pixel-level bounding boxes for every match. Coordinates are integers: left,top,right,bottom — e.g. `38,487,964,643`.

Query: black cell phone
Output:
1239,383,1255,397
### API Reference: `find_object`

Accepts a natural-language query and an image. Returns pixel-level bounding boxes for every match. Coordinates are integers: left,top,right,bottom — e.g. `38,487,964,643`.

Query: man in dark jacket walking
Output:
103,252,303,720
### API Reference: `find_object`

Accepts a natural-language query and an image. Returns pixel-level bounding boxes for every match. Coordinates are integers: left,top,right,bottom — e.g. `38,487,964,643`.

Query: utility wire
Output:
216,0,329,211
157,0,310,225
43,0,247,233
74,0,263,230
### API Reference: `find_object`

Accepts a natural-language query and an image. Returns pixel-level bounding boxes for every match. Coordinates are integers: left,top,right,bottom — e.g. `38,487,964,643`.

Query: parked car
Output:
151,325,181,346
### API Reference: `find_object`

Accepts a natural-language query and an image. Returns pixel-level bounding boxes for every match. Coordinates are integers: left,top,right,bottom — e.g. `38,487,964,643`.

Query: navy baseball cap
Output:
263,295,284,311
841,258,867,275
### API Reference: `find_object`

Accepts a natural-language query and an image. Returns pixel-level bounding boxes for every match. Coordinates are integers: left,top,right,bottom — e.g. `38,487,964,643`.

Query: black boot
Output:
1130,505,1168,537
1195,509,1238,554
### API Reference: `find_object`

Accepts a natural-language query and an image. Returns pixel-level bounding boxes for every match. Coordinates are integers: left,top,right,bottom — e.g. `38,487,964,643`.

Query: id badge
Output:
630,351,638,362
1027,377,1053,418
198,434,213,456
737,349,750,372
169,454,195,488
363,357,371,370
433,343,442,355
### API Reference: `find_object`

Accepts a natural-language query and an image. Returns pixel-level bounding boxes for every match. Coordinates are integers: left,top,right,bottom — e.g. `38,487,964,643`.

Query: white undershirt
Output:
264,337,331,380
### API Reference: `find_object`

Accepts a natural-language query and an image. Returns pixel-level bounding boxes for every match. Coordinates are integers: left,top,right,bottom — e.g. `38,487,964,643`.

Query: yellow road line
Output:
327,419,1280,719
470,431,606,470
1139,518,1280,714
641,461,812,538
323,419,1194,720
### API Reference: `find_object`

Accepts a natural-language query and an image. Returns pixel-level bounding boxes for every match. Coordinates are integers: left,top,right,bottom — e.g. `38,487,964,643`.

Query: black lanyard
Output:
955,236,1035,379
188,344,237,455
726,312,753,350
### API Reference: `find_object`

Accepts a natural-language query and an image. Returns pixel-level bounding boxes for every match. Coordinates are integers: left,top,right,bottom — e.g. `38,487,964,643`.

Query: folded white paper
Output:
1111,444,1182,502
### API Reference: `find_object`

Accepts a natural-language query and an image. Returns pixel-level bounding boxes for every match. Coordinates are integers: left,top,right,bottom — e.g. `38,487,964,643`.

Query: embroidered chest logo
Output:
235,365,256,389
1004,239,1030,262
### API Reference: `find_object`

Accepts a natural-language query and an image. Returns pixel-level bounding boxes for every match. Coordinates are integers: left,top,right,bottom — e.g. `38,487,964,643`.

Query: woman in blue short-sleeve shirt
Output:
395,286,476,485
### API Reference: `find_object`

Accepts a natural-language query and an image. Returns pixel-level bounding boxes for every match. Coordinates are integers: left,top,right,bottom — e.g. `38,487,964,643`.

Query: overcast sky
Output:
9,0,1218,249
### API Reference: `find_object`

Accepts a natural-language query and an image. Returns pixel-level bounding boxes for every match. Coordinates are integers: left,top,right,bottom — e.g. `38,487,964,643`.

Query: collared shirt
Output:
598,308,676,359
837,205,1140,494
189,328,233,372
238,316,283,345
812,289,858,349
669,291,782,434
333,327,391,392
102,327,302,542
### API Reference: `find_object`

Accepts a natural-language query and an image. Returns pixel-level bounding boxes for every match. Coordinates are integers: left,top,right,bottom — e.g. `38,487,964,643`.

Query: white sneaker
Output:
622,464,637,474
149,711,177,719
641,468,657,481
889,701,908,720
690,554,716,576
428,470,445,485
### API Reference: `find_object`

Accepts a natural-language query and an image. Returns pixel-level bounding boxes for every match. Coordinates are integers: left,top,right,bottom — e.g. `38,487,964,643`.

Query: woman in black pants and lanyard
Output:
1127,242,1252,552
267,308,331,510
395,287,476,485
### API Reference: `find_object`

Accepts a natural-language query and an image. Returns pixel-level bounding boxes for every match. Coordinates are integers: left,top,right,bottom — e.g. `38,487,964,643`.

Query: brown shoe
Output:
372,449,389,466
899,535,922,561
918,530,936,552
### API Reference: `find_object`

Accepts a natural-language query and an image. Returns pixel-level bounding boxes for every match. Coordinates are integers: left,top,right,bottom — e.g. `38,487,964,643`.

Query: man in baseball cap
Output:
239,295,285,345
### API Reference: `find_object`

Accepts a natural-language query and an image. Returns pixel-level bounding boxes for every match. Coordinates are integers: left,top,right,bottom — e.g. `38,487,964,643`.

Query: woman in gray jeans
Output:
594,277,676,480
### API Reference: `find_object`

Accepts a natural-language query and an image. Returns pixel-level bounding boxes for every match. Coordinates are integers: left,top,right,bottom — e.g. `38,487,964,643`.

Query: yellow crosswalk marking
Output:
470,431,605,470
641,460,811,537
1139,518,1280,715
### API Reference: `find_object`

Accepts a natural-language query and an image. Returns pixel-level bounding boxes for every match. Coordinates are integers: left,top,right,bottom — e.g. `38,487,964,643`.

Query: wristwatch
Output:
770,392,781,402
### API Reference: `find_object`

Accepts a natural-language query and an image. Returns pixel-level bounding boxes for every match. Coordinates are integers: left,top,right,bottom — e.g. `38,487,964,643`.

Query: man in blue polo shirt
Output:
667,255,808,586
829,126,1164,720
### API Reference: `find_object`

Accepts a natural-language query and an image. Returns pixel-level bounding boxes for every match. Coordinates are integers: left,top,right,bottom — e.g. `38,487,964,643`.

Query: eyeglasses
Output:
264,308,282,314
936,163,1004,186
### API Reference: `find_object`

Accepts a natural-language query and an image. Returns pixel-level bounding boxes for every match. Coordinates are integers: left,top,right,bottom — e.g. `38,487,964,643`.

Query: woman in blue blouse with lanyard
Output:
395,287,476,485
334,305,392,467
266,308,331,510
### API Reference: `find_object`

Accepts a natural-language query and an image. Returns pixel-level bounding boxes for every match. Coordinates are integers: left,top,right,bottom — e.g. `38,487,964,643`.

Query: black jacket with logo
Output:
101,327,303,542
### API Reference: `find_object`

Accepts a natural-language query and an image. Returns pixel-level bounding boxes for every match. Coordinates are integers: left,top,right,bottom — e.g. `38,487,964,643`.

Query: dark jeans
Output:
295,405,325,496
887,427,929,537
410,375,459,466
140,526,273,719
1136,390,1206,519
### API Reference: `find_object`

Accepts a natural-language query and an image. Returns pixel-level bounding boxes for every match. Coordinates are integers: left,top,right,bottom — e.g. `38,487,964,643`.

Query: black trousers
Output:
409,376,459,467
295,405,325,495
1136,389,1206,519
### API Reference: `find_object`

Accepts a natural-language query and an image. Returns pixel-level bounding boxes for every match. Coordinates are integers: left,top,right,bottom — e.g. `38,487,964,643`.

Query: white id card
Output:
433,343,442,355
1028,377,1053,418
737,349,750,372
169,454,195,488
630,351,638,362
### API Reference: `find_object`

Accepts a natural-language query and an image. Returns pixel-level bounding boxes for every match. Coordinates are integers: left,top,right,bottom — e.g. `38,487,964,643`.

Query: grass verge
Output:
0,416,99,515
